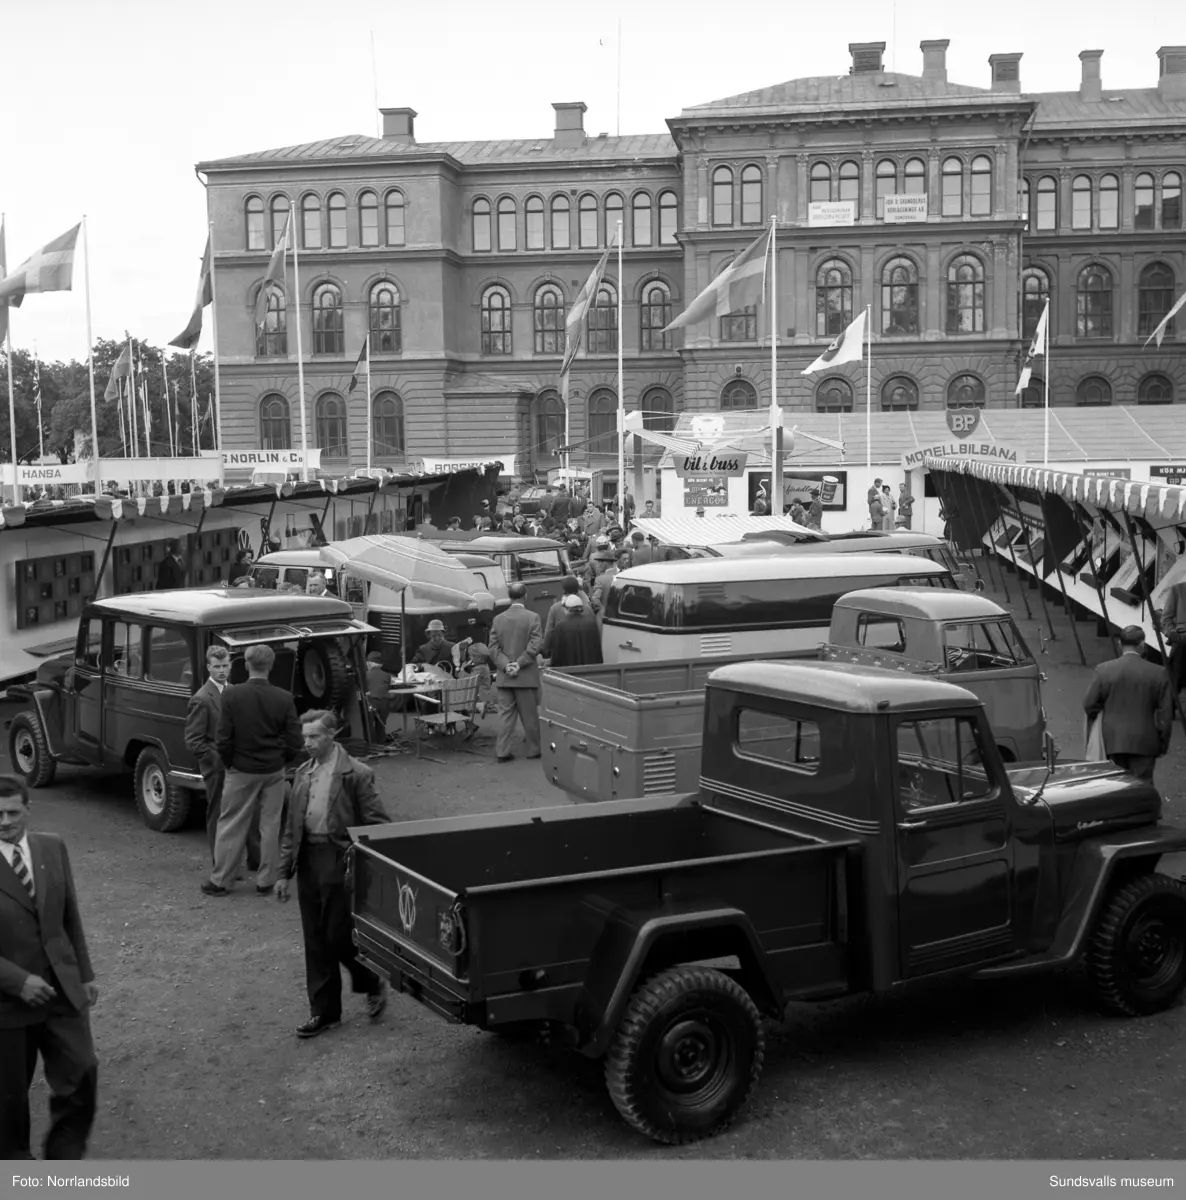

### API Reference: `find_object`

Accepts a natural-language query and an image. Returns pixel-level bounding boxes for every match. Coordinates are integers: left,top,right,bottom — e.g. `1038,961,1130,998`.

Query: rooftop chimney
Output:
988,52,1023,93
553,102,587,148
848,42,886,74
1158,46,1186,98
1079,50,1103,102
920,39,950,83
380,107,417,144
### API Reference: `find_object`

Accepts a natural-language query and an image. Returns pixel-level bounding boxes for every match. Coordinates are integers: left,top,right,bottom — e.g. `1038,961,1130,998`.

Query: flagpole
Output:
561,373,570,482
290,210,309,483
865,303,872,472
1043,299,1050,466
125,332,139,464
34,344,44,463
81,216,102,497
190,351,199,455
1,212,16,504
140,366,152,459
616,221,625,529
162,352,175,458
769,215,780,512
365,333,373,475
206,220,226,486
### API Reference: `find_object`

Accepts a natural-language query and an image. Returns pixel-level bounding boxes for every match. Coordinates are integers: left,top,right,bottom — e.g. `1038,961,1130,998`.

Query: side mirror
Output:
1044,730,1058,774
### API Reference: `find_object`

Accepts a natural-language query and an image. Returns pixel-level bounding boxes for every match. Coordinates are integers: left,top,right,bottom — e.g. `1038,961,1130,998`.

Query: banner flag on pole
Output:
347,334,369,395
1014,299,1050,396
662,228,771,333
0,219,8,345
0,223,81,305
103,342,133,401
561,239,615,377
169,235,213,350
253,212,291,332
802,309,867,375
1143,290,1186,350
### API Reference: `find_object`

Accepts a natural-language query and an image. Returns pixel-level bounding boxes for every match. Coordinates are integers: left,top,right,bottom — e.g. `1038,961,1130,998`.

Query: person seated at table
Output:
365,651,393,738
412,620,455,670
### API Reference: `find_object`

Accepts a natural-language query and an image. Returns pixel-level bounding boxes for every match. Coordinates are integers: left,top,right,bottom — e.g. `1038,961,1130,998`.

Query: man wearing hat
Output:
629,529,655,567
582,535,618,587
412,620,456,670
1083,625,1174,782
544,593,604,668
591,550,631,617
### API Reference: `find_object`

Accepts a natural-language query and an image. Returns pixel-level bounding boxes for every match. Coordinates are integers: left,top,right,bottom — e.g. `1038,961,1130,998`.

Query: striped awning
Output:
632,513,817,546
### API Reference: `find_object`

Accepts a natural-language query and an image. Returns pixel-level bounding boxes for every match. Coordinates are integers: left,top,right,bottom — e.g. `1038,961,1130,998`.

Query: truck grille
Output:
377,613,402,645
700,633,733,656
642,752,676,795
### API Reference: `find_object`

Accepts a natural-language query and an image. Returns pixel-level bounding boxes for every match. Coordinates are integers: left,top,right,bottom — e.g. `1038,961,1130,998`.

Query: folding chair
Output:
412,674,482,739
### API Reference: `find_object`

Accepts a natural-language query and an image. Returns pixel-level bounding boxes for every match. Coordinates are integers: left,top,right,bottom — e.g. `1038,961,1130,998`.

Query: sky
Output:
4,0,1180,365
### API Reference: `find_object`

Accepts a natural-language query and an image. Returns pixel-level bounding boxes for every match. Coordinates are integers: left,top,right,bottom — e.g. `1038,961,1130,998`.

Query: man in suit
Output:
155,539,186,590
1083,625,1174,782
1159,566,1186,692
275,711,390,1038
203,643,303,896
185,645,236,865
0,775,99,1159
489,582,543,762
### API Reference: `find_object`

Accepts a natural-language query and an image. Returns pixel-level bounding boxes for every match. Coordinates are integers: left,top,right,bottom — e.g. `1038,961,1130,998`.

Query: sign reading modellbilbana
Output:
902,442,1027,469
673,452,748,478
683,475,729,508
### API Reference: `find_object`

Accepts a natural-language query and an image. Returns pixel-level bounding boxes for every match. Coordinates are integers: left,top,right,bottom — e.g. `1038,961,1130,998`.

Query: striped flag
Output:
254,211,291,332
347,334,369,395
1014,300,1049,396
103,342,132,402
1143,290,1186,350
802,309,867,375
663,228,771,333
0,223,81,305
169,235,213,350
561,239,614,376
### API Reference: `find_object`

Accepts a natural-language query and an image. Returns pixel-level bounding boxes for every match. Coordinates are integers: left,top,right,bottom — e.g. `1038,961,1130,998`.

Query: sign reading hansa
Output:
674,452,748,478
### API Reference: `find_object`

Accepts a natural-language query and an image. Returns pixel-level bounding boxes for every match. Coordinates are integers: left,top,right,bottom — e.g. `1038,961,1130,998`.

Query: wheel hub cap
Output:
656,1019,719,1091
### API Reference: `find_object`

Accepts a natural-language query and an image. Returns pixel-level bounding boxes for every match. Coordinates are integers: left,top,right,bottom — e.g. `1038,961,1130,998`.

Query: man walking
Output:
544,594,604,668
489,583,543,763
0,775,99,1159
203,644,302,896
275,711,390,1038
1083,625,1174,782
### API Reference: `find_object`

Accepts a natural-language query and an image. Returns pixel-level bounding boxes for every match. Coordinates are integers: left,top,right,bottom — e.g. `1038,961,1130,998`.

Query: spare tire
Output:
297,640,351,711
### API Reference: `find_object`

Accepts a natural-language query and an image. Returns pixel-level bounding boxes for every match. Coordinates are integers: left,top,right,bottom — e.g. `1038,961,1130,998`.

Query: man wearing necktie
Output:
0,774,99,1159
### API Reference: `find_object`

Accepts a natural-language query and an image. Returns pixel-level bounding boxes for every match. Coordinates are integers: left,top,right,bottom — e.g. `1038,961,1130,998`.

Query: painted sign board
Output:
674,452,748,478
683,475,729,508
902,442,1027,469
882,195,928,223
807,201,856,228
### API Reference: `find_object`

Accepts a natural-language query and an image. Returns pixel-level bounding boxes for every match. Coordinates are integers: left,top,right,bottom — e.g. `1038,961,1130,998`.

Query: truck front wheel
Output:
1086,875,1186,1017
8,712,56,788
605,966,764,1145
134,747,193,833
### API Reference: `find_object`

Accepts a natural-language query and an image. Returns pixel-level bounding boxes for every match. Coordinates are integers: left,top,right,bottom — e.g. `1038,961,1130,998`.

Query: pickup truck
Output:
350,660,1186,1145
539,588,1046,802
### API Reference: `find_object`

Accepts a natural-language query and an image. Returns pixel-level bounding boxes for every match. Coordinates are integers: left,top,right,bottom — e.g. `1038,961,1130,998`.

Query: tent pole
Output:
1005,485,1056,644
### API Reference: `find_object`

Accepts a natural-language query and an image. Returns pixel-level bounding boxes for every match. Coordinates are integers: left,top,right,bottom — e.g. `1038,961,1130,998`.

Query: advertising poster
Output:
748,471,848,512
682,475,729,508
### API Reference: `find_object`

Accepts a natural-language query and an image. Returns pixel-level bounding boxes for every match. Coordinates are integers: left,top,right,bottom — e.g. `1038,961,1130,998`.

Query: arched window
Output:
970,155,992,217
881,376,919,411
659,190,678,245
632,192,652,246
876,159,896,217
1139,262,1176,340
534,390,563,457
712,166,733,226
1163,172,1182,230
1135,173,1155,229
255,288,287,357
1020,177,1031,224
605,193,624,245
1072,175,1093,230
1020,377,1044,409
1036,176,1057,231
480,284,512,355
259,394,291,449
816,379,853,413
311,282,343,354
369,282,401,354
245,196,265,251
359,191,379,247
838,160,860,217
641,387,674,433
372,391,404,456
270,195,290,248
385,190,405,246
945,254,985,334
810,162,831,204
533,284,563,354
1076,264,1113,338
472,198,491,252
1022,267,1051,341
327,192,347,248
1099,175,1119,230
315,393,348,456
903,158,926,196
589,282,618,354
941,157,963,217
640,281,672,351
1138,374,1174,405
551,195,570,249
720,378,758,409
587,388,618,454
525,196,544,250
497,197,517,251
1076,376,1112,406
579,194,598,248
881,257,918,336
301,194,321,250
816,258,853,338
741,165,762,225
947,374,986,408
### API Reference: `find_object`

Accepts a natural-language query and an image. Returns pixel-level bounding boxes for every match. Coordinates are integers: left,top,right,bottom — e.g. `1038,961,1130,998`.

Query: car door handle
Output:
537,591,554,599
618,642,642,653
897,819,926,830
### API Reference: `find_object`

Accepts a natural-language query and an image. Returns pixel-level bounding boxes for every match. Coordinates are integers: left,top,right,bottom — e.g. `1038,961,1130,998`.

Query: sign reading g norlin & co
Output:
674,452,748,478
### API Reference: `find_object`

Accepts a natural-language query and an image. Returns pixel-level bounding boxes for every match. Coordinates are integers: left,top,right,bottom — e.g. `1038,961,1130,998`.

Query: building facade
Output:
197,39,1186,481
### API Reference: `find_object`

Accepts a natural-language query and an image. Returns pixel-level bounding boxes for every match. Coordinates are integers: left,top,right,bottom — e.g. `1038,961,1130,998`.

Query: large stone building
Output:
197,39,1186,483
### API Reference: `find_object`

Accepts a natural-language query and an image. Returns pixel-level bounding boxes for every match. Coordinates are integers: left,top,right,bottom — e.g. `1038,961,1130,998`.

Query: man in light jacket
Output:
488,583,543,763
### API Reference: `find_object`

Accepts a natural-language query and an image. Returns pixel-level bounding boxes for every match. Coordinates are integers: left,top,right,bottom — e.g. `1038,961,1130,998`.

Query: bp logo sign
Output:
946,407,981,436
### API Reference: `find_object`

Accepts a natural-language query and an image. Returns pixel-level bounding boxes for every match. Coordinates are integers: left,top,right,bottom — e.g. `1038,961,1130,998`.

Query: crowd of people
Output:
866,478,916,531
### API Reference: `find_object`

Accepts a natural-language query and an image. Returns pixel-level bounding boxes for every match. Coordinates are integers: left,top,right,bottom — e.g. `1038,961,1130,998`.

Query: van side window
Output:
736,709,820,773
76,619,101,669
857,613,906,652
252,567,280,590
617,584,656,620
147,626,192,686
895,716,991,809
516,550,563,578
109,621,144,679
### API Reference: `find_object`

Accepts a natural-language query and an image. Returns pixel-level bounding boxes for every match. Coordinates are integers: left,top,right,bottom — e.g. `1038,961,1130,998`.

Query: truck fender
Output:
7,687,66,760
573,904,783,1058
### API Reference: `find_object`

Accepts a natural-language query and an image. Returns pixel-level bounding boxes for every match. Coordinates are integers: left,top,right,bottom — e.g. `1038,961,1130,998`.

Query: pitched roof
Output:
1027,88,1186,130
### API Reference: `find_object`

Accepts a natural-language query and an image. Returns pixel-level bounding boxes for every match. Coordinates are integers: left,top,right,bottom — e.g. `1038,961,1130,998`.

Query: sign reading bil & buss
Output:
674,452,748,478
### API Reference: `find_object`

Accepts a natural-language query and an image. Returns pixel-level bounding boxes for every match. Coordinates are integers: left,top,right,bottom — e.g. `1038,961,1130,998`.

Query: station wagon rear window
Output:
146,626,191,685
857,614,906,652
736,710,820,773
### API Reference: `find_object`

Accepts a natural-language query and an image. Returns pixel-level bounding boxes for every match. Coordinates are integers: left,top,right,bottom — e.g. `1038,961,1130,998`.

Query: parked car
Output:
433,535,572,625
247,549,338,594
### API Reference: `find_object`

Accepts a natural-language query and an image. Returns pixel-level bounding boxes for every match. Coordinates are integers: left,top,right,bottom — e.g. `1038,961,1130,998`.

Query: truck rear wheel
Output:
134,746,192,833
605,966,764,1145
1085,875,1186,1017
8,712,56,788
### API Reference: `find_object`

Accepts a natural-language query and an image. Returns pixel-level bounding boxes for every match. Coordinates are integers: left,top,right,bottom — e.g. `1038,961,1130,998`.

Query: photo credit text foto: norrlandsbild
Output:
12,1176,131,1188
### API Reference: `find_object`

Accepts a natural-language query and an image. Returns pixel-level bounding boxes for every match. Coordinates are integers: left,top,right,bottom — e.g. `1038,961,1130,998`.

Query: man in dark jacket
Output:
203,644,303,896
1083,625,1174,782
412,620,455,669
489,583,544,762
543,575,594,642
544,595,604,668
155,539,186,590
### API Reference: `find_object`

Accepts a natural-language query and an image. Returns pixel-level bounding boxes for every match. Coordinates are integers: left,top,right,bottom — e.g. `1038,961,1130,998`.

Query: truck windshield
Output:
942,620,1034,670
